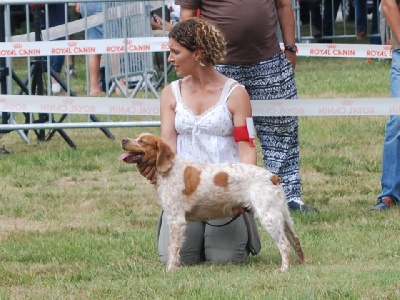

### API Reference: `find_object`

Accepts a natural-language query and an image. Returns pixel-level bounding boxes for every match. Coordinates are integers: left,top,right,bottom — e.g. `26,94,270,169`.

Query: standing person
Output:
76,2,104,96
370,0,400,211
355,0,382,44
176,0,319,212
64,3,81,79
43,4,66,94
77,2,133,96
140,18,261,265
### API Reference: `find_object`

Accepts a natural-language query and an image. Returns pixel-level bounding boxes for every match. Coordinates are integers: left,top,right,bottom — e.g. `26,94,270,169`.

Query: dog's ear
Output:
156,139,175,173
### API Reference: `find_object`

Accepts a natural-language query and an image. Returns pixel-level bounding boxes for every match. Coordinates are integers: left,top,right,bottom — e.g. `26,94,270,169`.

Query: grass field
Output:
0,57,399,299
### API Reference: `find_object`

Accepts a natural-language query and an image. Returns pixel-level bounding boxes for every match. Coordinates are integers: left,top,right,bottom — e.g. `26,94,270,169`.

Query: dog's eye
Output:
138,139,146,145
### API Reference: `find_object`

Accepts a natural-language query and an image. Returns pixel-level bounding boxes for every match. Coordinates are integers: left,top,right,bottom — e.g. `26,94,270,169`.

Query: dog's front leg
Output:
167,219,187,271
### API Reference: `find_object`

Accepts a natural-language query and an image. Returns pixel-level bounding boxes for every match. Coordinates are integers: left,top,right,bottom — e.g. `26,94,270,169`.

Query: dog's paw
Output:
166,262,179,271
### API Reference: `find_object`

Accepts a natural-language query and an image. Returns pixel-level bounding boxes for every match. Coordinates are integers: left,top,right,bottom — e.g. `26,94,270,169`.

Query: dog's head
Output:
118,133,175,173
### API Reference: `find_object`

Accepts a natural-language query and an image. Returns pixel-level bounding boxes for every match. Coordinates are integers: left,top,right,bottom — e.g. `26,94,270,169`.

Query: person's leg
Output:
158,211,206,265
369,0,382,44
321,0,341,42
65,4,81,78
88,54,103,96
80,2,104,96
355,0,368,32
47,4,66,93
308,0,322,36
373,50,400,209
204,216,249,264
50,54,64,94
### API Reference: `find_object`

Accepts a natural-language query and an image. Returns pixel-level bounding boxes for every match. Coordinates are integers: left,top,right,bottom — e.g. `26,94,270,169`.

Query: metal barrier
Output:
0,0,169,147
103,1,160,98
295,0,385,44
0,0,393,148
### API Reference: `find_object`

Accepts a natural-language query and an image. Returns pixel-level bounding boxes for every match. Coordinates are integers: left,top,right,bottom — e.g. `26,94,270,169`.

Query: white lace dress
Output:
171,78,240,164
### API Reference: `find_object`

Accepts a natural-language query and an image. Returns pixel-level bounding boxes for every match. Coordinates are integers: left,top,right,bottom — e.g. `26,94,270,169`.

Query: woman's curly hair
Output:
168,17,227,65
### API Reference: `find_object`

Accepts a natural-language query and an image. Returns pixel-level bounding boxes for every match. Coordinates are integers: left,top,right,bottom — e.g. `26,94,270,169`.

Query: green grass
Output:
0,57,398,299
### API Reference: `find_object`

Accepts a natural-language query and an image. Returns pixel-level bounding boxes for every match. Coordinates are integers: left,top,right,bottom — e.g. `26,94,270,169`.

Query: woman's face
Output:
167,38,196,77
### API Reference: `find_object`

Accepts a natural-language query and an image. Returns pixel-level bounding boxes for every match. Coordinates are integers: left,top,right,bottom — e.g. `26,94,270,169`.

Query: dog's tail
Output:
284,219,305,264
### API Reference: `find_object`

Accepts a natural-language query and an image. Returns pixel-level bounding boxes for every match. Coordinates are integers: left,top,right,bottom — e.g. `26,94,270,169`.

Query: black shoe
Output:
370,196,397,211
288,201,319,213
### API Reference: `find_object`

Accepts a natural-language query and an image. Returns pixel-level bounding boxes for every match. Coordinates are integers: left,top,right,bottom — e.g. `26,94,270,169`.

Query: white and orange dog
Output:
119,133,304,272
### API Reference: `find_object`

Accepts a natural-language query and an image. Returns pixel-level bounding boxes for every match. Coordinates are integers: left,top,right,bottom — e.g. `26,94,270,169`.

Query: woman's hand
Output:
138,163,157,184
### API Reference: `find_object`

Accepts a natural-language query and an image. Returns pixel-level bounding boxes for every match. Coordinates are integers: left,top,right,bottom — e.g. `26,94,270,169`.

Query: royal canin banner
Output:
1,95,399,116
0,37,169,57
0,40,393,58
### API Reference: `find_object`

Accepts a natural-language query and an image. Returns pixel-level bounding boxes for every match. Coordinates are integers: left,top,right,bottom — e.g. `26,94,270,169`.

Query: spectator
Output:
77,2,134,96
370,0,400,211
76,2,104,96
140,18,261,265
64,3,81,79
308,0,342,43
150,11,174,32
167,0,181,24
42,4,66,94
355,0,382,44
176,0,319,212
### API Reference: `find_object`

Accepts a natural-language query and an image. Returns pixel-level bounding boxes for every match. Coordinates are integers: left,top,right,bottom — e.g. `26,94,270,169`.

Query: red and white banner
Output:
288,43,393,59
0,40,393,58
0,37,170,57
1,95,399,116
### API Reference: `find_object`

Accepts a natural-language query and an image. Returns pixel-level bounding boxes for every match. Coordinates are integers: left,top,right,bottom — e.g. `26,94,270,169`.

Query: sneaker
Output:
51,82,61,94
65,65,77,79
288,201,319,213
370,196,397,211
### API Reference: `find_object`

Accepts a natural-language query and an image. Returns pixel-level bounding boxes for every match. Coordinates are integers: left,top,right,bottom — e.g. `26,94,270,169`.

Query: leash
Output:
205,206,252,227
205,215,240,227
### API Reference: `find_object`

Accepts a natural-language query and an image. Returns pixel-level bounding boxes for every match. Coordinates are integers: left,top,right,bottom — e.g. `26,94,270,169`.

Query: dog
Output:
119,133,305,272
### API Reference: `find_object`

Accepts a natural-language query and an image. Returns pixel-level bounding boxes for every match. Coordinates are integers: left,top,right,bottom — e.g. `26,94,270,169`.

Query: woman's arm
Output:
160,85,178,153
382,0,400,43
227,85,257,165
178,6,198,21
138,84,177,183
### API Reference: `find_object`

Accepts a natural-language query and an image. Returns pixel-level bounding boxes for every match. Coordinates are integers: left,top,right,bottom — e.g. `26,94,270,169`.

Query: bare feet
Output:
89,89,105,97
115,79,133,96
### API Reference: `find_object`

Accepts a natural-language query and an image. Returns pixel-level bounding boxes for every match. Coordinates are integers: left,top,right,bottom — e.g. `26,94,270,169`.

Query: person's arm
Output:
179,6,198,21
160,85,178,153
227,85,257,165
138,84,177,183
150,13,174,31
382,0,400,43
275,0,297,68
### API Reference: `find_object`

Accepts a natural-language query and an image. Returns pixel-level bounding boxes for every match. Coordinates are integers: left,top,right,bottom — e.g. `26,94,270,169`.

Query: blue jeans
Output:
79,2,103,39
378,50,400,204
355,0,381,44
42,4,66,72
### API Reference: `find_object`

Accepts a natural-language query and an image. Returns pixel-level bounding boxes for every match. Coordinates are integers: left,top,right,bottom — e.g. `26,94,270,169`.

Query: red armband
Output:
234,118,256,147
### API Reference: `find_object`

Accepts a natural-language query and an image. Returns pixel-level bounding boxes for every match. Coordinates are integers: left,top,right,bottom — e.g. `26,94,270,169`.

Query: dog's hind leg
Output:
284,219,305,264
257,212,292,272
167,218,186,271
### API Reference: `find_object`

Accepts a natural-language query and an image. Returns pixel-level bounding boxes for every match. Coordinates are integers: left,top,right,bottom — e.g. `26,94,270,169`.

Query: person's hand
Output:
285,51,296,69
138,163,157,184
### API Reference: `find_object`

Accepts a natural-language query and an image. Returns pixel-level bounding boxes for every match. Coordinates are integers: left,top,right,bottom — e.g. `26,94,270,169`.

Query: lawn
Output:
0,56,398,299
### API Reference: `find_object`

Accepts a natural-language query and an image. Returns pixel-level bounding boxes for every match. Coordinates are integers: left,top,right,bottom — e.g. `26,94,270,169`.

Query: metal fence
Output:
295,0,386,44
0,0,169,147
0,0,391,148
